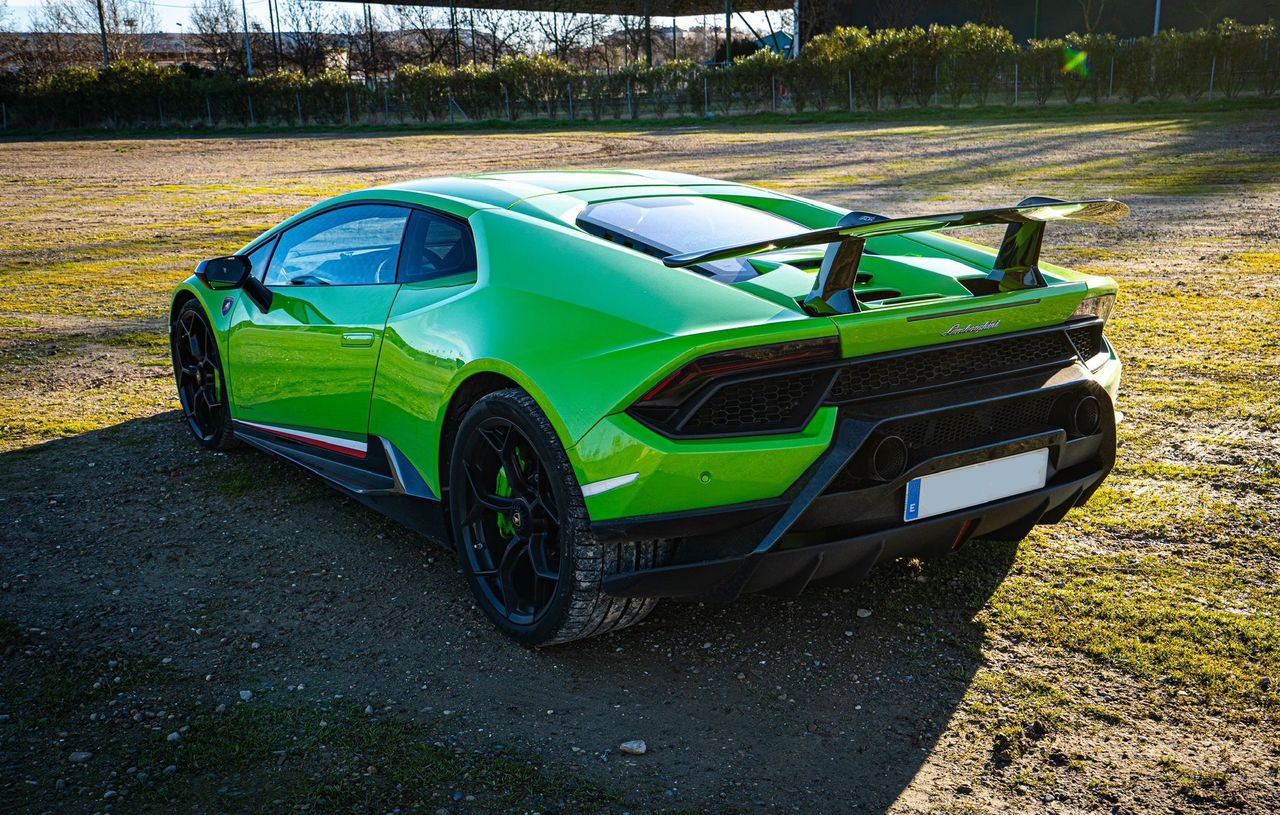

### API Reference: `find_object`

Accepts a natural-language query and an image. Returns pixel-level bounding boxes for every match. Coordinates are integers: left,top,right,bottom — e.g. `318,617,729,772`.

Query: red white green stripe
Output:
235,420,368,458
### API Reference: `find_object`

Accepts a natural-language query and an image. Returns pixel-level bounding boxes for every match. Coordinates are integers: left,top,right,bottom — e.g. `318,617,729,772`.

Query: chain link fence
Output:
4,22,1276,131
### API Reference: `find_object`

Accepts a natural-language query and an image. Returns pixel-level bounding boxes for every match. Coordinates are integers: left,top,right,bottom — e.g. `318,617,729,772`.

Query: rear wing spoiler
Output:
662,197,1130,315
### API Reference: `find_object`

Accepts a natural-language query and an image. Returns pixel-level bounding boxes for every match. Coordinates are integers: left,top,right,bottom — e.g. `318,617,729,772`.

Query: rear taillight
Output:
1070,294,1115,323
637,337,841,408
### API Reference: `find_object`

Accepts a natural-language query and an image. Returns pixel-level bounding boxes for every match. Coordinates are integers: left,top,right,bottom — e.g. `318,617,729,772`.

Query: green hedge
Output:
5,19,1276,130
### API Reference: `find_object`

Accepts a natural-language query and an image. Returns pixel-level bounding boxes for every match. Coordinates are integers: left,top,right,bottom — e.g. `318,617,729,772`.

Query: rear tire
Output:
170,300,238,451
448,388,670,646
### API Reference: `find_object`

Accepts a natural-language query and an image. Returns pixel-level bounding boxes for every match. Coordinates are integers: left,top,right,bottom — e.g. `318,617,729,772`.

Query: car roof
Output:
381,169,738,211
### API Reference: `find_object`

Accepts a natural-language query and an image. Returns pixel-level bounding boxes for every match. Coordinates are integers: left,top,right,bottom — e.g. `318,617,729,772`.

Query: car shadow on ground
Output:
0,413,1019,812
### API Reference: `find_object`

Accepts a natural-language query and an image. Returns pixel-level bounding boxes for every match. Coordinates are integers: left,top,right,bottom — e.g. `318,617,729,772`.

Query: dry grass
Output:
2,107,1278,813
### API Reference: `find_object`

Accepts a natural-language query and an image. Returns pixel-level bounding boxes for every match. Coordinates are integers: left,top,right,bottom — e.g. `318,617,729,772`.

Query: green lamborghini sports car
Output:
170,169,1127,645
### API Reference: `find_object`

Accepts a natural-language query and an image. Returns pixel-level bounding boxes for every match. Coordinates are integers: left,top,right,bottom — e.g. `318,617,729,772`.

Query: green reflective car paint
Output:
171,169,1125,644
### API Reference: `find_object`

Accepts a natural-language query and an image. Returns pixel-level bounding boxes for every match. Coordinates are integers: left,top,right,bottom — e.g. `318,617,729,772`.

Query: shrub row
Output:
4,20,1276,129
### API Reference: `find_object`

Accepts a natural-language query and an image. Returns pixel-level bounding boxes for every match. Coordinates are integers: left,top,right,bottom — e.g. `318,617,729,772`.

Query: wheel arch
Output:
436,359,588,490
170,287,201,325
438,370,521,496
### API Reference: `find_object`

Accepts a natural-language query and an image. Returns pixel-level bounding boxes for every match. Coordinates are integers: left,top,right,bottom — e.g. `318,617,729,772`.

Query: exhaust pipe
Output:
854,434,909,482
1070,395,1102,436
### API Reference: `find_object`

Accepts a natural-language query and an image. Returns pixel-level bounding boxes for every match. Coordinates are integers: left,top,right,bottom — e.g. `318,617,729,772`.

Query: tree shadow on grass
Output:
0,413,1018,813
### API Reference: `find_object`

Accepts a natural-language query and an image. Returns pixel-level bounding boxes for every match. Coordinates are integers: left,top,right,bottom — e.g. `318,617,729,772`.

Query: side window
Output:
398,209,477,284
264,204,410,287
246,236,277,282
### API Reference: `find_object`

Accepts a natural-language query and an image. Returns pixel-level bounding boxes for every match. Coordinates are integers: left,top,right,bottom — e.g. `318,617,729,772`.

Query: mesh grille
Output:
879,392,1062,460
646,325,1096,438
1067,324,1103,361
682,372,822,434
828,329,1077,404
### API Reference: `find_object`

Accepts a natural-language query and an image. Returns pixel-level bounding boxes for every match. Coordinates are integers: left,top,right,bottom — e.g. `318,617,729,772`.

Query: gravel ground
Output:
2,107,1278,813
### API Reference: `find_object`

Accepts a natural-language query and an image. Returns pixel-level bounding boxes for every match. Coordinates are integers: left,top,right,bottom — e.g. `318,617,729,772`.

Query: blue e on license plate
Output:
904,448,1050,522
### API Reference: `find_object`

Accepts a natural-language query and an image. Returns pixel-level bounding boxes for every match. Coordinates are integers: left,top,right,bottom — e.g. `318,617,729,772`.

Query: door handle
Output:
341,332,375,348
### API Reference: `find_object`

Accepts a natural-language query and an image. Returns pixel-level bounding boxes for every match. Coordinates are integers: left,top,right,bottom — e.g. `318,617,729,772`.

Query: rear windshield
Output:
577,196,804,283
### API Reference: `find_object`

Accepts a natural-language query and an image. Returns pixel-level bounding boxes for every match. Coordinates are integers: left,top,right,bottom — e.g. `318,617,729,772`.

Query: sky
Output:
4,0,784,36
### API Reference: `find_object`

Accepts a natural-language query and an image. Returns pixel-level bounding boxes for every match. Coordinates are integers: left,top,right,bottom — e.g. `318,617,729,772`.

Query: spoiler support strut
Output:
663,197,1130,315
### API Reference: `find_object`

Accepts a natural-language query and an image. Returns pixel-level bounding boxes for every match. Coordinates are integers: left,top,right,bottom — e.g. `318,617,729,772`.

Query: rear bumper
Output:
592,364,1115,601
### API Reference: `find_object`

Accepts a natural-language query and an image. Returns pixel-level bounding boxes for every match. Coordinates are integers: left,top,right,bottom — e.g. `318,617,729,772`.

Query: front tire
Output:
170,300,237,451
448,389,669,646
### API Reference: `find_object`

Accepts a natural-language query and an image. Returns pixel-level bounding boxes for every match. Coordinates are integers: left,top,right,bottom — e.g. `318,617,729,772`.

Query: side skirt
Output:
232,420,448,545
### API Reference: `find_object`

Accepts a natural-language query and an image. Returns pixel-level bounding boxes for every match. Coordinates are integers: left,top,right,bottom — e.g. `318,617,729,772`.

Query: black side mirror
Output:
196,255,251,288
195,255,272,313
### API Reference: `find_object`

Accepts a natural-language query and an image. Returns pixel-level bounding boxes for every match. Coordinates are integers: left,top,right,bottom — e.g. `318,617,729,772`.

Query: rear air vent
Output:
827,329,1076,405
630,322,1104,439
1066,323,1104,362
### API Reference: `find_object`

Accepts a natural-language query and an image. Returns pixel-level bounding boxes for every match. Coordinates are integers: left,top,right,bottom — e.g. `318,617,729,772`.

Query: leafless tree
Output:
1187,0,1240,27
335,6,392,78
191,0,266,74
614,15,649,65
279,0,334,76
31,0,158,64
534,8,593,62
472,7,529,67
387,4,452,65
1077,0,1106,33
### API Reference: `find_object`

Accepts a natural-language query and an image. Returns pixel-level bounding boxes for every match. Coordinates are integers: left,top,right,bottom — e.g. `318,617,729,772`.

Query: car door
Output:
226,203,411,455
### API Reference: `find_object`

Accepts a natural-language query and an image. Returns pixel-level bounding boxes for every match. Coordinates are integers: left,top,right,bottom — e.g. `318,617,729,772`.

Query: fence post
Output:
345,91,352,126
206,95,214,128
568,82,575,120
703,75,709,117
1108,56,1115,99
1,103,6,130
933,62,939,107
1209,55,1216,97
158,97,165,128
503,83,511,121
627,78,634,119
848,70,854,112
448,88,455,124
383,85,390,122
1013,63,1019,106
248,94,256,127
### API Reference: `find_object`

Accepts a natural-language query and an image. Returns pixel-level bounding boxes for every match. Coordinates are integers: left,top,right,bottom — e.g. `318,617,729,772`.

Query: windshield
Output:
577,196,805,283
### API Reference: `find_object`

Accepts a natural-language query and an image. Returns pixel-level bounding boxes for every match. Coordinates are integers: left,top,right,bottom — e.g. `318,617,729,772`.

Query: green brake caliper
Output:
495,466,515,537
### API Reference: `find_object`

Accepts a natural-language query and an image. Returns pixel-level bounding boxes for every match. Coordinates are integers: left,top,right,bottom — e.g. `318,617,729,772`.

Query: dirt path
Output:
2,110,1279,813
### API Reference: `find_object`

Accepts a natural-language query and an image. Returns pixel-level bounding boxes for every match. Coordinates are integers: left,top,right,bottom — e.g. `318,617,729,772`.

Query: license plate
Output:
904,448,1049,522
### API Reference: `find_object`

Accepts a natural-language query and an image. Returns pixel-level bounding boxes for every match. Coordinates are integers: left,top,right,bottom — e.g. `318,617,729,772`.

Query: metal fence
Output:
4,47,1276,131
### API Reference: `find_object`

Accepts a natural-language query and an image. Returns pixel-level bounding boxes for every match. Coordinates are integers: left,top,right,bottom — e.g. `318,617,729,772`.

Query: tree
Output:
615,15,649,65
191,0,262,74
471,8,529,67
279,0,333,77
30,0,158,66
335,5,392,79
534,8,593,63
1077,0,1105,34
387,4,452,65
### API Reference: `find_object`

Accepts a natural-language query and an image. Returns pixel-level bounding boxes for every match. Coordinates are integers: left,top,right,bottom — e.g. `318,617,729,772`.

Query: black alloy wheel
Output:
171,301,236,450
455,415,564,626
448,389,672,646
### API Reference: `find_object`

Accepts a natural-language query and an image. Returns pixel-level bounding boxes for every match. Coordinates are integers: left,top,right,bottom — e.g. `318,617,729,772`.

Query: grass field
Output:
1,104,1278,813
